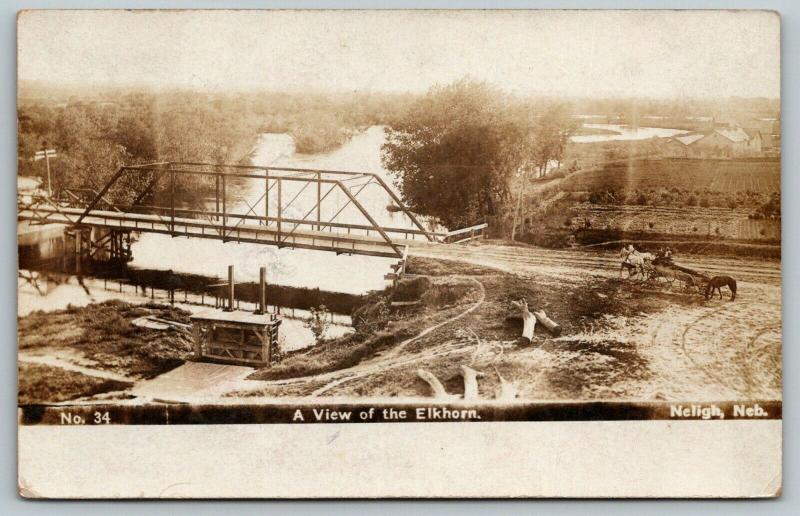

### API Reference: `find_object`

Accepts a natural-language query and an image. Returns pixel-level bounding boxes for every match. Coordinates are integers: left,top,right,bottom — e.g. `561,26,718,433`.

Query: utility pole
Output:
34,142,57,196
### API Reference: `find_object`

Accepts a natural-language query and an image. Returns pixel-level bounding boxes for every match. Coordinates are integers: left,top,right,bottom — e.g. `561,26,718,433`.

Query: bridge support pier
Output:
67,227,133,264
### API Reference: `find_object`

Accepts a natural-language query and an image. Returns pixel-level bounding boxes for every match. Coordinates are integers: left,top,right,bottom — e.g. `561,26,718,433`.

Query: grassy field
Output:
562,158,780,196
19,363,131,404
570,204,781,242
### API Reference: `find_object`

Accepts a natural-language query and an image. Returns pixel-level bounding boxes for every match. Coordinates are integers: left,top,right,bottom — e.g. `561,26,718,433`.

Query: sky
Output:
17,10,781,99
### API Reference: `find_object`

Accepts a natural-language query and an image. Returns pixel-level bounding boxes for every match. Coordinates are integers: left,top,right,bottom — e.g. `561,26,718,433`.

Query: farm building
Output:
762,133,781,157
663,126,762,159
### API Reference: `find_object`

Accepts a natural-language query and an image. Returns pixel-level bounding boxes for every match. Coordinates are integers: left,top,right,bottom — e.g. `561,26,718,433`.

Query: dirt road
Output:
409,240,781,284
403,240,782,401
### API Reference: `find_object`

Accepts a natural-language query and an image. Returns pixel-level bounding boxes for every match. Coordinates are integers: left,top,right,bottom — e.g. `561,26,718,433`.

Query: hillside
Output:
517,157,781,254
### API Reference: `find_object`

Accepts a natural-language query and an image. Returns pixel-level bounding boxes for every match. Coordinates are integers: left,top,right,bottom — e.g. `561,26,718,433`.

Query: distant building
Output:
17,175,45,204
663,126,763,159
761,132,781,157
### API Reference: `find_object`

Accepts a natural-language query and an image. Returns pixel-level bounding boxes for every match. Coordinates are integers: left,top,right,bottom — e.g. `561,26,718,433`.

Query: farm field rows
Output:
561,158,780,194
571,203,781,241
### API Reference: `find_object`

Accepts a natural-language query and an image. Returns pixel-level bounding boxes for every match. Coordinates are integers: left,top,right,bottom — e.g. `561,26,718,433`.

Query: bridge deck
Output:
18,206,404,258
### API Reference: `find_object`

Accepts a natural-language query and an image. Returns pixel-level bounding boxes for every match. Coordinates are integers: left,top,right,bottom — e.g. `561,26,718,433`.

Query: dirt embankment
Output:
17,242,781,403
18,363,132,405
245,271,485,383
238,245,780,401
18,301,194,403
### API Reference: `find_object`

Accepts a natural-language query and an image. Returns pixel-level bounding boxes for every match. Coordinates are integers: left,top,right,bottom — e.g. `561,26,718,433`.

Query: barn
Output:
663,126,762,159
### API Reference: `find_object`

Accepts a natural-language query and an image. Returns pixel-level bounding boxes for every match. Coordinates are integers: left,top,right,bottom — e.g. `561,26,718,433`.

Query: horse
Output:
636,251,656,263
619,247,647,279
705,275,737,301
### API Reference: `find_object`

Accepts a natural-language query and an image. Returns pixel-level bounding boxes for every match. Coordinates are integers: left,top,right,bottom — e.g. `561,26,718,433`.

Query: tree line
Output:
381,79,576,236
18,90,414,205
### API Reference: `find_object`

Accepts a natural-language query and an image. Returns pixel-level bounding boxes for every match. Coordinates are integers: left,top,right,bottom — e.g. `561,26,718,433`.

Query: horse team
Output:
619,245,737,301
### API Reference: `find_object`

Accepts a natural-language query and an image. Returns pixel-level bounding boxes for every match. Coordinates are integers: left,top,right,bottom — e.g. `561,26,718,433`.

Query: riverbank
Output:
237,247,779,400
19,300,194,378
17,246,781,403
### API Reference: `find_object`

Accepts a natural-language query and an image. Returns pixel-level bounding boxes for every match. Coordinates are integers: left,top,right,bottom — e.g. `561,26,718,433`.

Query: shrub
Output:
392,276,432,301
699,197,710,208
352,298,391,336
686,195,698,207
420,278,475,307
304,305,332,343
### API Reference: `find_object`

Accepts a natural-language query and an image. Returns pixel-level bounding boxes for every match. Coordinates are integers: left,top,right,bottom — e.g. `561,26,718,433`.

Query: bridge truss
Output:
19,162,446,259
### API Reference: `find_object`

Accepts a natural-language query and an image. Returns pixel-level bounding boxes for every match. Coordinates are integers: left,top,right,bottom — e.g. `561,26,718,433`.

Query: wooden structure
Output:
191,310,281,366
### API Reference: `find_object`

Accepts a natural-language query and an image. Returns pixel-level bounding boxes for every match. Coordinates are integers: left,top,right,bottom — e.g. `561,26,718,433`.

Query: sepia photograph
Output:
15,8,782,498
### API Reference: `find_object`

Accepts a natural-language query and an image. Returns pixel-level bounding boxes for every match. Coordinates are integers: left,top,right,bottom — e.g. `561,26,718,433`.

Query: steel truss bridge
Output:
18,162,487,260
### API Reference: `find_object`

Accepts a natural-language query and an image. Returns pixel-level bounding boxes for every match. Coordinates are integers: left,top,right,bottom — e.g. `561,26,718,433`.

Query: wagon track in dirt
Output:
676,301,781,399
227,277,487,397
310,277,486,396
410,242,781,283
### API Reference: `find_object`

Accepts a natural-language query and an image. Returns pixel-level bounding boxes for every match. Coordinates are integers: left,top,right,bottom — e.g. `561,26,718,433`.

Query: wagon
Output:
646,258,708,294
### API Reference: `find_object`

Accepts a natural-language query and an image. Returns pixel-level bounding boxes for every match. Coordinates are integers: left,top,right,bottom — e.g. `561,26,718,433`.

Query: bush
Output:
352,298,391,336
420,278,475,307
699,197,710,208
686,195,698,207
304,305,332,343
392,276,432,301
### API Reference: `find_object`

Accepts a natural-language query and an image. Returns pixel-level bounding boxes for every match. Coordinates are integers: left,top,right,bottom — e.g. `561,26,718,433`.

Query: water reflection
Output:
18,258,357,351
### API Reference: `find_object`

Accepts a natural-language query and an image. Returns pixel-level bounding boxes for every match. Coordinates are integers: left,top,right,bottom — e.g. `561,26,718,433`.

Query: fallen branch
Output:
417,369,455,399
460,365,484,401
531,309,562,336
493,366,519,401
510,299,536,343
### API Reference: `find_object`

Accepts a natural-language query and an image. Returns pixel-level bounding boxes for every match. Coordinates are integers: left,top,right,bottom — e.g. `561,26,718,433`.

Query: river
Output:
18,127,416,349
570,123,687,143
129,126,414,295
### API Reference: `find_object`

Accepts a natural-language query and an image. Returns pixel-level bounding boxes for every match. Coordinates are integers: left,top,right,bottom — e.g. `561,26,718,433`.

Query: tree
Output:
381,79,528,230
509,104,576,240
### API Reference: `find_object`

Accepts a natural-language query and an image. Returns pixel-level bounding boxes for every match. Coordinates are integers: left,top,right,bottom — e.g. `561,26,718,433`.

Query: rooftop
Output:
190,309,280,326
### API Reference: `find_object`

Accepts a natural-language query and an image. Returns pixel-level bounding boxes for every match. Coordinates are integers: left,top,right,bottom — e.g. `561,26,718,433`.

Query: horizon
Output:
18,10,780,101
17,78,781,104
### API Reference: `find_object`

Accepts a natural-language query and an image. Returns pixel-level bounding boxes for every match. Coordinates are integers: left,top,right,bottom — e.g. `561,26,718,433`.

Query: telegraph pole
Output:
34,142,57,196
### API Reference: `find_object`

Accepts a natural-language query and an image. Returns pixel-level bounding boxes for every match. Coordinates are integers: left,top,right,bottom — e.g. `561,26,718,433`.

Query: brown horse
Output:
705,275,737,301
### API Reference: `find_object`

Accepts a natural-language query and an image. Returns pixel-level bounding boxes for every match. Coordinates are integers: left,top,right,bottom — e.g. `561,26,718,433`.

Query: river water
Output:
128,126,419,295
570,123,687,143
18,127,417,349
